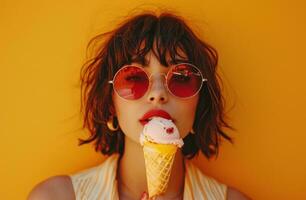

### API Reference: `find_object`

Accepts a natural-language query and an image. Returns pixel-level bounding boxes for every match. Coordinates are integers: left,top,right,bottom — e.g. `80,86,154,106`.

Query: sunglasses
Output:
108,63,207,100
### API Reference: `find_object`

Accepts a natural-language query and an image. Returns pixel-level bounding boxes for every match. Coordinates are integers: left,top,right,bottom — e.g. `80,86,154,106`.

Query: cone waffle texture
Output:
143,141,177,198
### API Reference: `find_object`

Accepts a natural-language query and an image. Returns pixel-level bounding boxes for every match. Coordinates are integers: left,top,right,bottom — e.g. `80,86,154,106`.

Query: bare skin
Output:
27,176,251,200
113,52,192,199
27,52,251,200
27,175,75,200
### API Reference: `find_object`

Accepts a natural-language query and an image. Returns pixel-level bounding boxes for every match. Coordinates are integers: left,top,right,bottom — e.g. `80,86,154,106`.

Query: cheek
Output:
113,94,142,143
113,93,200,142
176,96,199,138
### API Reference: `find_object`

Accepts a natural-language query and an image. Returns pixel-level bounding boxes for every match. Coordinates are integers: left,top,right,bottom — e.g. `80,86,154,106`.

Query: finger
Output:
140,192,148,200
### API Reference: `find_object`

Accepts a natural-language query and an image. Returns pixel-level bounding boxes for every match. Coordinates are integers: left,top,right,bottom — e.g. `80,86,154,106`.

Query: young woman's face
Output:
112,52,199,145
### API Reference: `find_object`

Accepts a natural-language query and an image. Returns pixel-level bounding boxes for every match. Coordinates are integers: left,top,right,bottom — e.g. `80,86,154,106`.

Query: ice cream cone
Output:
143,141,177,198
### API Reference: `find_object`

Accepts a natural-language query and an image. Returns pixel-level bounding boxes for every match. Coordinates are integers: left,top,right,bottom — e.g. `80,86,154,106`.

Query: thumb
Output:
140,191,148,200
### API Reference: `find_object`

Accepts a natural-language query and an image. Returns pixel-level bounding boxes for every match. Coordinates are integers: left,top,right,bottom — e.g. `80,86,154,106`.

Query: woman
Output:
28,11,250,200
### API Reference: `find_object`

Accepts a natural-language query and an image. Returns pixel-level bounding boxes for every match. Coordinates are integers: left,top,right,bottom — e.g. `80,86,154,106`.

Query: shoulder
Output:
226,186,252,200
27,175,75,200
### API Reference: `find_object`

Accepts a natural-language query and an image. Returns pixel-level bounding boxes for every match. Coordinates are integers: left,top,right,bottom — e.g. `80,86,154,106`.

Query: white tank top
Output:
69,154,227,200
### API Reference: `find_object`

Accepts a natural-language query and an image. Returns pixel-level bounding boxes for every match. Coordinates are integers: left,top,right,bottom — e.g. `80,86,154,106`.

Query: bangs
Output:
80,11,232,158
108,13,198,71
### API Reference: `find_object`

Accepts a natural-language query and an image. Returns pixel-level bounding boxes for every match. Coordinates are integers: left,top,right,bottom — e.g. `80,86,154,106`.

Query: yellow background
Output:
1,0,306,199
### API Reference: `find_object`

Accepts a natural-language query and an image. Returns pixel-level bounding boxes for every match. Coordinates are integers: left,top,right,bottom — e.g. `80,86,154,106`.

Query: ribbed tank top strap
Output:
183,159,227,200
69,154,120,200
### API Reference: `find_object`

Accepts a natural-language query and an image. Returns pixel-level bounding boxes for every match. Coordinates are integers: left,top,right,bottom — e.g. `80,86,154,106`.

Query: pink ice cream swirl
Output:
140,117,184,148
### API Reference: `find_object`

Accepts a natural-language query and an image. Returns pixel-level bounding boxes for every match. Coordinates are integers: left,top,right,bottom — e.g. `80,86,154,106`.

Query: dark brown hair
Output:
79,12,233,159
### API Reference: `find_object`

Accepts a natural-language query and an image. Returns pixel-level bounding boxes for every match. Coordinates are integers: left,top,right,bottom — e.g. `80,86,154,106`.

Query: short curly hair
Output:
79,12,233,159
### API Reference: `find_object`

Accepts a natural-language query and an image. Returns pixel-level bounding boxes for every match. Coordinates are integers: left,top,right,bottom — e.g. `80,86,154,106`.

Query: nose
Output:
146,73,168,104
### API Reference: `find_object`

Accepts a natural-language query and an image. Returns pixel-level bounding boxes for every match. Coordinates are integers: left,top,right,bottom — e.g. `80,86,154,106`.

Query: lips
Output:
139,109,172,125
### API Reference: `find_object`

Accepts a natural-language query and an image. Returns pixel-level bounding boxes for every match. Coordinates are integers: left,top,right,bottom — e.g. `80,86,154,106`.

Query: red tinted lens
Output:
167,64,203,98
113,66,149,100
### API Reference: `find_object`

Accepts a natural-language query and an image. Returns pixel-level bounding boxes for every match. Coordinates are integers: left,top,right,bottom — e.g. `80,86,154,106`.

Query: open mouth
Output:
139,109,172,126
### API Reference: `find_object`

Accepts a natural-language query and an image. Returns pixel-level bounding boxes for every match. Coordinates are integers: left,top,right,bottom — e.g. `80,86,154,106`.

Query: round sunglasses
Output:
108,63,207,100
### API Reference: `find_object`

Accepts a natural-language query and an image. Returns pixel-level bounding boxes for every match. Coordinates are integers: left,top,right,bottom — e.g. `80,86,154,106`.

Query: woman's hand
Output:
140,192,149,200
140,192,156,200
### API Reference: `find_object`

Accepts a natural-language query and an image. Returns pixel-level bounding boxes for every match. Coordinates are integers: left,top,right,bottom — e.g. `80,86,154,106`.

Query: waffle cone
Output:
143,141,177,198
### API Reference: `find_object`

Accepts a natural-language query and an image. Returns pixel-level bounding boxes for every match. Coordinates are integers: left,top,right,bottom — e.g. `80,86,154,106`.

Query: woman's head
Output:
79,12,233,159
112,51,200,149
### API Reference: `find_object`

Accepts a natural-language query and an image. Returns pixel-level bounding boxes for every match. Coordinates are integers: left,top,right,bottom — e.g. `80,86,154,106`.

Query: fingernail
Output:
141,192,147,199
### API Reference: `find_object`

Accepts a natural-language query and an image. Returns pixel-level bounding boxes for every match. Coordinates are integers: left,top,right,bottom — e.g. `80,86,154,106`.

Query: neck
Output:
117,137,185,200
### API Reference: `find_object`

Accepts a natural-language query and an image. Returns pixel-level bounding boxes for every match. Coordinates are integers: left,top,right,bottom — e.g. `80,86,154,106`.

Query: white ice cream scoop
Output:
140,117,184,147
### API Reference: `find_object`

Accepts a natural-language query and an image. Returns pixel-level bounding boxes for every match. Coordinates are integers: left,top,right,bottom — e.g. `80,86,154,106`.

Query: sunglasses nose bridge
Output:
146,72,169,102
148,72,167,88
148,72,167,92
